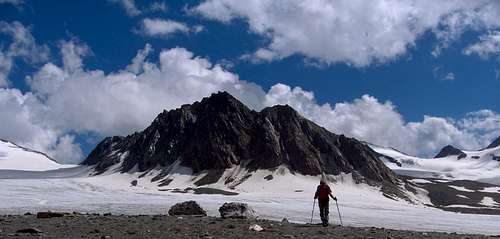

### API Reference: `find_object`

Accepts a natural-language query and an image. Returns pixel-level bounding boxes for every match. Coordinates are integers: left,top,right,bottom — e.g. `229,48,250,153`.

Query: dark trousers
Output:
318,199,329,225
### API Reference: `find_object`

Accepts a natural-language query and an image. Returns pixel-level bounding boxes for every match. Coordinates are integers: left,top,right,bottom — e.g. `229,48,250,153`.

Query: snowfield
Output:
1,166,500,235
371,144,500,185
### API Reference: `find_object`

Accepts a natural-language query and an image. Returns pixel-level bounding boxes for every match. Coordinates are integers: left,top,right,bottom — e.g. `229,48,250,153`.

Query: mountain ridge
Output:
82,91,398,187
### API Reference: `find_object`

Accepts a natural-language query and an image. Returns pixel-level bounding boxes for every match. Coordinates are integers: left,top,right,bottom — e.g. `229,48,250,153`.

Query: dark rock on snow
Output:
83,91,397,187
36,211,64,219
16,228,42,234
219,202,256,219
130,180,138,186
486,136,500,149
168,201,207,216
434,145,467,159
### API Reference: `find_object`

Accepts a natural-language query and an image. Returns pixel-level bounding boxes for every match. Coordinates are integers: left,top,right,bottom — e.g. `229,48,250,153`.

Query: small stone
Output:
249,224,264,232
24,212,32,216
227,224,236,229
126,231,137,235
281,218,289,224
90,229,101,234
130,180,138,186
16,228,43,234
101,236,111,239
103,213,112,216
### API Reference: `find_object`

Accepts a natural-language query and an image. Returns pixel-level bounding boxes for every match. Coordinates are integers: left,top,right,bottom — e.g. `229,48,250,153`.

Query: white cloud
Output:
137,18,192,37
464,31,500,59
192,0,500,67
0,0,24,7
108,0,141,17
443,72,455,81
0,21,49,87
27,41,265,137
0,88,82,163
3,40,499,163
148,1,167,13
263,84,497,157
126,43,153,74
59,39,91,73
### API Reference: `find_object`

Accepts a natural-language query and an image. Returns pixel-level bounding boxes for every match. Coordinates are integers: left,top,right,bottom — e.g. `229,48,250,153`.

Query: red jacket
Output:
315,184,332,200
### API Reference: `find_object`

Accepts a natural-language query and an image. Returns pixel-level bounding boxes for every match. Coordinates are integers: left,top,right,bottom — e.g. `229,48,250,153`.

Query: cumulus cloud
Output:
0,88,82,163
27,41,265,137
0,21,50,87
263,84,497,157
108,0,141,17
136,18,196,37
3,40,499,163
464,31,500,59
192,0,500,67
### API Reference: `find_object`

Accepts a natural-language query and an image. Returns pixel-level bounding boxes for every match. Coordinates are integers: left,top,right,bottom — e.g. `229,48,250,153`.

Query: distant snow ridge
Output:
371,138,500,185
0,139,72,171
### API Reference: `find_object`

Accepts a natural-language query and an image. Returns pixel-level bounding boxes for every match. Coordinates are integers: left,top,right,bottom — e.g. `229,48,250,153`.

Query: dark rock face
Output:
218,202,256,219
486,136,500,149
82,91,397,185
168,201,207,216
434,145,467,159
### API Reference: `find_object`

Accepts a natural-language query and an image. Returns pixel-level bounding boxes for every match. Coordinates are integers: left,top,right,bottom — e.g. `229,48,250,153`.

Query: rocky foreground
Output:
0,213,497,239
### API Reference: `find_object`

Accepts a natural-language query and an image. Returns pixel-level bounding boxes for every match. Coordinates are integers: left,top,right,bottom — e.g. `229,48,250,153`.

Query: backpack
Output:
318,185,330,200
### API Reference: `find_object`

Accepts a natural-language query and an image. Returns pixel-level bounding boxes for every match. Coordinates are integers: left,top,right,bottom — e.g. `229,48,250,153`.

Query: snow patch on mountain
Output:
370,143,500,185
0,139,76,171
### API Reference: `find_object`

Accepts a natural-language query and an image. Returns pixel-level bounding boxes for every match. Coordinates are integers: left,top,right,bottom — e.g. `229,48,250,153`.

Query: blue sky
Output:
1,0,499,163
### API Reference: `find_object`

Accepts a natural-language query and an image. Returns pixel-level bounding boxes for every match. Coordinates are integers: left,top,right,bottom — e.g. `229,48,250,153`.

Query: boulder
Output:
218,202,256,219
168,201,207,216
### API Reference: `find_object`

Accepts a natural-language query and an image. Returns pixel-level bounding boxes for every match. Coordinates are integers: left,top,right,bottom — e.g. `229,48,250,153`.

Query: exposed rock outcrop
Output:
486,136,500,149
434,145,467,159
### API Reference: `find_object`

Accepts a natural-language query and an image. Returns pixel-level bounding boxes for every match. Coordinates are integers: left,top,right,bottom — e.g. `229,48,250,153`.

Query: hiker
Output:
314,179,337,226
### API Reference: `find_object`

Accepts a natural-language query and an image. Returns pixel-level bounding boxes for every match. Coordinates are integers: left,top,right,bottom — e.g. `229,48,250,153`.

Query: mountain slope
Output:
83,92,398,188
0,139,71,171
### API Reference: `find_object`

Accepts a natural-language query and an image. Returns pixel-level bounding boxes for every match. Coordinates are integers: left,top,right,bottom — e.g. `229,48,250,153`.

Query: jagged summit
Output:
486,136,500,149
82,91,397,186
434,145,467,159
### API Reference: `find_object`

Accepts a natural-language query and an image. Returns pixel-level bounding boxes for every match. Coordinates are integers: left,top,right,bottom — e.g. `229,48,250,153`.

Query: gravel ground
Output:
0,214,498,239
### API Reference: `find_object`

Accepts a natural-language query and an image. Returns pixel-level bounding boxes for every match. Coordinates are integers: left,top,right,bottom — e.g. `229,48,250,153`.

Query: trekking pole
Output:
310,199,316,224
335,200,343,226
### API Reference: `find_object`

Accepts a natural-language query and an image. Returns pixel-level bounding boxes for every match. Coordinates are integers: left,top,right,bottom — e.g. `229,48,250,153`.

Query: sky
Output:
0,0,499,164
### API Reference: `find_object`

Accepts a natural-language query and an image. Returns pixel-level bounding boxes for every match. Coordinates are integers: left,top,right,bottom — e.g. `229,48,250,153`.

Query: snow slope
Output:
370,144,500,185
1,167,500,235
0,139,75,171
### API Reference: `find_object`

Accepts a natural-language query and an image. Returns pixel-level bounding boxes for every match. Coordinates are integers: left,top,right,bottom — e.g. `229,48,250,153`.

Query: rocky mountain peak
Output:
486,136,500,149
434,145,467,159
82,92,399,188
